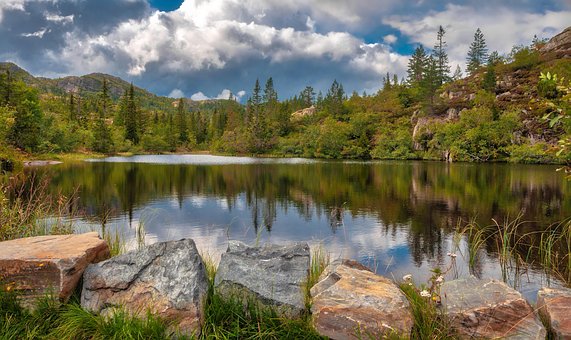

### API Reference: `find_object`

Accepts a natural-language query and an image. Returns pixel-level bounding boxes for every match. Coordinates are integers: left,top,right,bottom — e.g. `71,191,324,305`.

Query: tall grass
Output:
304,244,330,307
0,290,176,340
399,284,458,340
0,174,77,241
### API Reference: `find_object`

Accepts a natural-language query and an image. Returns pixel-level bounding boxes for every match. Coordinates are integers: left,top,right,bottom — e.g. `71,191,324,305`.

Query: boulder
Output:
540,26,571,60
291,105,316,119
441,276,546,339
81,239,208,335
214,241,310,317
310,259,412,339
0,232,109,308
537,287,571,339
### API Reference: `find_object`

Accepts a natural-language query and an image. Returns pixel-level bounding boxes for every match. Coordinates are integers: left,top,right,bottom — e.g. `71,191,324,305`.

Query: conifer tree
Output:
407,45,428,85
452,65,463,81
263,77,277,104
124,83,139,144
433,25,450,85
92,78,114,153
325,79,346,119
177,98,188,143
466,28,488,75
300,86,315,107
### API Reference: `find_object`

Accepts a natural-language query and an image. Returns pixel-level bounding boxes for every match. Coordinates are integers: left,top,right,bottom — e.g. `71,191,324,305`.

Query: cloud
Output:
191,89,246,101
168,88,185,98
384,4,571,70
45,12,74,24
383,34,398,44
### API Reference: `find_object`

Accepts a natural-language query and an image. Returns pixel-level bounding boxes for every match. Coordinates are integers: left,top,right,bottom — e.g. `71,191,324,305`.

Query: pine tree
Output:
9,87,43,152
421,56,440,112
263,77,277,104
251,78,262,114
177,98,188,143
433,25,450,85
0,69,13,106
124,83,139,144
482,60,497,93
407,45,428,85
92,78,114,153
325,79,346,119
300,86,315,107
466,28,488,75
452,65,463,81
68,92,75,121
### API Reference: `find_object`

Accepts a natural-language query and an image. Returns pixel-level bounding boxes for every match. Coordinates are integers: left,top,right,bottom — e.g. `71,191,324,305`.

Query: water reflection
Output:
29,156,571,300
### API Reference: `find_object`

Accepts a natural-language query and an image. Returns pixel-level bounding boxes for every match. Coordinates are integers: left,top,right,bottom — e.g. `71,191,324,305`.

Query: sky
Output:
0,0,570,102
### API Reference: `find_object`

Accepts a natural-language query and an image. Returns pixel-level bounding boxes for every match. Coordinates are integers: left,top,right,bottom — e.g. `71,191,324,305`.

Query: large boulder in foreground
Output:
81,239,208,336
0,232,109,307
310,259,413,339
441,276,545,339
214,241,310,317
537,287,571,339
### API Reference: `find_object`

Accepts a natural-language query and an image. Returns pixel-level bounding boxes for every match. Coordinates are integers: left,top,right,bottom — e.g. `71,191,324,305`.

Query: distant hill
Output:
0,62,229,112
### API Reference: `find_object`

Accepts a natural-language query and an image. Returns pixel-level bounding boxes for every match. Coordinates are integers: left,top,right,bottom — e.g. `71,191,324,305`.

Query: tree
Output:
124,83,139,144
452,65,463,81
263,77,277,104
325,79,346,119
92,79,114,153
9,86,43,152
300,86,315,107
466,28,488,75
177,98,188,143
407,45,428,85
433,25,450,85
0,69,13,106
421,56,440,112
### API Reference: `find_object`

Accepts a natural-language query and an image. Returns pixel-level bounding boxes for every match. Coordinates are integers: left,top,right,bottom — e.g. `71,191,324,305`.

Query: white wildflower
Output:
420,290,431,298
435,275,444,284
447,252,457,258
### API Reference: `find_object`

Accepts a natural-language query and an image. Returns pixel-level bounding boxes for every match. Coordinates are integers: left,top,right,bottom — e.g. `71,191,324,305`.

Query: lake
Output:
29,155,571,300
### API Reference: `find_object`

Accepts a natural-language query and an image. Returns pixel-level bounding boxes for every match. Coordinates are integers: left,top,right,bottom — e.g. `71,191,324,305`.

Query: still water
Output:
30,155,571,300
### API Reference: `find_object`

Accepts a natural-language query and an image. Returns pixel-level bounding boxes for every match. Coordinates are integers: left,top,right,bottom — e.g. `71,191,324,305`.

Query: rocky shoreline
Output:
1,233,569,339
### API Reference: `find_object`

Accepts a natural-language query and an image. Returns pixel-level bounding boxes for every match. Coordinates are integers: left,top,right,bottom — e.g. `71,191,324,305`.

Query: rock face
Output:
291,106,316,119
441,277,546,339
537,287,571,339
0,232,109,307
541,26,571,60
215,241,309,317
310,259,413,339
81,239,208,335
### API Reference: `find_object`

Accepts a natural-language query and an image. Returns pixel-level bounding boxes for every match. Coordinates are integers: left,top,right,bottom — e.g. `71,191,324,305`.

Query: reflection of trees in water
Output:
30,160,571,263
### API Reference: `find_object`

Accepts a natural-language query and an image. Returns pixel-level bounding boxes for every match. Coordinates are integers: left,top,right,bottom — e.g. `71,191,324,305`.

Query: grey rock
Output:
310,259,413,339
215,241,310,317
537,287,571,339
441,276,546,339
81,239,208,336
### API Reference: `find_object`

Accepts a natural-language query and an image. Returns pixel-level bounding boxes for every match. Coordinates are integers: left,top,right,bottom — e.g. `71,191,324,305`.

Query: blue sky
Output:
0,0,569,101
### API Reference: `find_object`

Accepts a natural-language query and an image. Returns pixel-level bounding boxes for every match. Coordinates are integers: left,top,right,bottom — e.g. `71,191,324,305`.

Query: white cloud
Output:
191,89,247,101
0,0,26,22
168,88,185,98
383,34,398,44
190,91,209,101
384,4,571,71
45,12,74,24
21,28,49,38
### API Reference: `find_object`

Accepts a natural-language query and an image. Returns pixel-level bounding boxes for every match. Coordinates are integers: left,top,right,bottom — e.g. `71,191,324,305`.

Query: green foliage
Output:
508,45,540,71
372,120,416,160
538,71,560,99
466,28,488,76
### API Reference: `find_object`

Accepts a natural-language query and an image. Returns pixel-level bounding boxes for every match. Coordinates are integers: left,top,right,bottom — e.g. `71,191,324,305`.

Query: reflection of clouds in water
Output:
216,198,229,210
190,196,207,208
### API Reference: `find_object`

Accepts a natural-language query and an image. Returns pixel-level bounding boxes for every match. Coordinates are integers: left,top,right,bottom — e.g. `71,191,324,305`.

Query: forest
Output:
0,26,570,165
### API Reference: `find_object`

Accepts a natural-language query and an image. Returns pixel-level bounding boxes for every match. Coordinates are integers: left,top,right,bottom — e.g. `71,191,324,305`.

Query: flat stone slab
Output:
0,232,109,307
441,276,546,339
537,287,571,339
310,259,413,339
214,241,310,317
81,238,208,336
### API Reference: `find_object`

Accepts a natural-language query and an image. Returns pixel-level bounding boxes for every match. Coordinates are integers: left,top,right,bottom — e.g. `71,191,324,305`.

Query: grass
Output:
0,174,76,241
0,290,176,340
304,244,330,309
400,284,459,340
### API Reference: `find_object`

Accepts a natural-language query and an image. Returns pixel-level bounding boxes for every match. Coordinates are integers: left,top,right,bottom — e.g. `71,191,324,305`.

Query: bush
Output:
506,142,554,164
509,46,540,71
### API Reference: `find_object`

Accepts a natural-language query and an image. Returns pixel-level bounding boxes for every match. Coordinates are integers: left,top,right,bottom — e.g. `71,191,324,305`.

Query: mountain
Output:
0,62,227,112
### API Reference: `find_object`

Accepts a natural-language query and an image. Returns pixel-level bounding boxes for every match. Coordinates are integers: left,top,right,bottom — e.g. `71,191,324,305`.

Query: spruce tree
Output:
92,78,113,153
452,65,463,81
407,45,428,85
325,79,346,119
300,86,315,107
466,28,488,75
177,98,188,143
124,83,139,144
263,77,277,104
433,25,450,85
